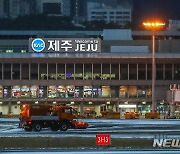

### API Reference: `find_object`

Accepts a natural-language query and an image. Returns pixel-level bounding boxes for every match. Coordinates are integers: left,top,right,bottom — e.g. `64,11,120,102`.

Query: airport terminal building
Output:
0,30,180,117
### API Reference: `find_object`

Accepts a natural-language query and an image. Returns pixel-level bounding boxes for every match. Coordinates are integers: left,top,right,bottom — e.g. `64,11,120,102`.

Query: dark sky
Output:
133,0,180,25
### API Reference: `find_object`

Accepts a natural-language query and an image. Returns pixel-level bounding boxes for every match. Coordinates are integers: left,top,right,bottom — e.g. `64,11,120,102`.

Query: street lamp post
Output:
143,22,165,112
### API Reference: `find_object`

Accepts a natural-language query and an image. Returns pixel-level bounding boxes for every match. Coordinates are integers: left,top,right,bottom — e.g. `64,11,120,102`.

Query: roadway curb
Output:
0,137,153,149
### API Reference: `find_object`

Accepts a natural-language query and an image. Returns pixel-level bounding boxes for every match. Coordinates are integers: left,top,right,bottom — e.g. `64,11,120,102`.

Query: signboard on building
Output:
96,134,111,146
29,38,101,53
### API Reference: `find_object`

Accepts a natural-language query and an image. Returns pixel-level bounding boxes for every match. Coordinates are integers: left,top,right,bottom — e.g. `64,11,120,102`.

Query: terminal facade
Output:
0,30,180,117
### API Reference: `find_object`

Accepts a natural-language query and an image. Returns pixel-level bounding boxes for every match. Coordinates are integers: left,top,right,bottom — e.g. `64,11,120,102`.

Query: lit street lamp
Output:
143,21,165,112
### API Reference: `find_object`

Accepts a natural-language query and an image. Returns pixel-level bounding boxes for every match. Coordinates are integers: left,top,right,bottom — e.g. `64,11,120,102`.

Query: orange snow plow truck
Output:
19,104,88,132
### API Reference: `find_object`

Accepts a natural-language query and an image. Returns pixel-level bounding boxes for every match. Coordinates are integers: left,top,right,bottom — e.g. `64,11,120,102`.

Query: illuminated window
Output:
48,85,56,98
57,86,66,98
129,86,137,98
84,86,92,98
92,86,101,98
0,86,3,98
39,86,47,98
75,86,83,98
21,86,30,98
119,86,128,98
138,86,146,98
12,86,21,98
66,86,75,98
146,86,152,98
30,85,38,98
102,86,111,98
3,86,11,98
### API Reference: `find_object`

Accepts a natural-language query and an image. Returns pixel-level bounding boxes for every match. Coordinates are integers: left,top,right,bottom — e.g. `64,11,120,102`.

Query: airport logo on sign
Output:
31,38,45,52
29,38,101,53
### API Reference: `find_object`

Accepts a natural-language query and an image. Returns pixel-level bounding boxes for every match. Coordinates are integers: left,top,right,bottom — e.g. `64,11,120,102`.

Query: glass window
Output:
57,64,65,80
57,86,66,98
31,63,38,80
39,64,47,80
12,63,20,80
66,64,74,80
48,85,56,98
4,63,11,80
0,86,3,98
66,86,75,98
111,64,119,80
84,86,92,98
12,85,21,98
0,64,2,80
102,86,111,98
75,86,83,98
129,86,137,98
156,64,163,80
138,86,146,98
30,85,38,98
48,64,56,80
138,64,146,80
119,86,128,98
146,86,152,98
93,64,101,80
102,64,110,80
120,64,128,80
165,64,172,80
92,86,101,98
174,64,180,80
147,64,152,80
21,64,29,80
39,86,47,98
84,64,92,80
75,64,83,80
111,86,119,98
3,86,11,98
21,86,30,98
129,64,137,80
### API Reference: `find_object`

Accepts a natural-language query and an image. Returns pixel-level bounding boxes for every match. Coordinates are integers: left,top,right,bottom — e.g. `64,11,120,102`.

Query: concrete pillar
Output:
116,102,120,112
80,102,84,116
8,101,12,114
170,103,176,118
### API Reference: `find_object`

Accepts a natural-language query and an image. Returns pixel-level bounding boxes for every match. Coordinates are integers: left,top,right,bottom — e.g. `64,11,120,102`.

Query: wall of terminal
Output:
0,63,180,81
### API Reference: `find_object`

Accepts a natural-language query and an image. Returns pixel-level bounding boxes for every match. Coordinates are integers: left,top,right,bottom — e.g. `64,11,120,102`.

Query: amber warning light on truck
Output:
96,134,111,146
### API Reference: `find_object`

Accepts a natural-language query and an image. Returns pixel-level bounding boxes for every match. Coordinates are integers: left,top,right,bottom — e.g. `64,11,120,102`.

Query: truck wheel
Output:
34,123,42,132
59,122,68,131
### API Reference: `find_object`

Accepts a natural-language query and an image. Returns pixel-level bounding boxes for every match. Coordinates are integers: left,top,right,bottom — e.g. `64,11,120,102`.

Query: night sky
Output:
133,0,180,25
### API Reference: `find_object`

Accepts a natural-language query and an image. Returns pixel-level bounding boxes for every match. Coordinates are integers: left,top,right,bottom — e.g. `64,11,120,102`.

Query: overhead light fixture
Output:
53,101,57,104
71,102,75,105
142,101,146,105
17,101,21,104
107,101,110,104
35,101,39,104
89,102,92,105
119,104,136,108
0,102,2,105
160,102,164,105
124,101,128,104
